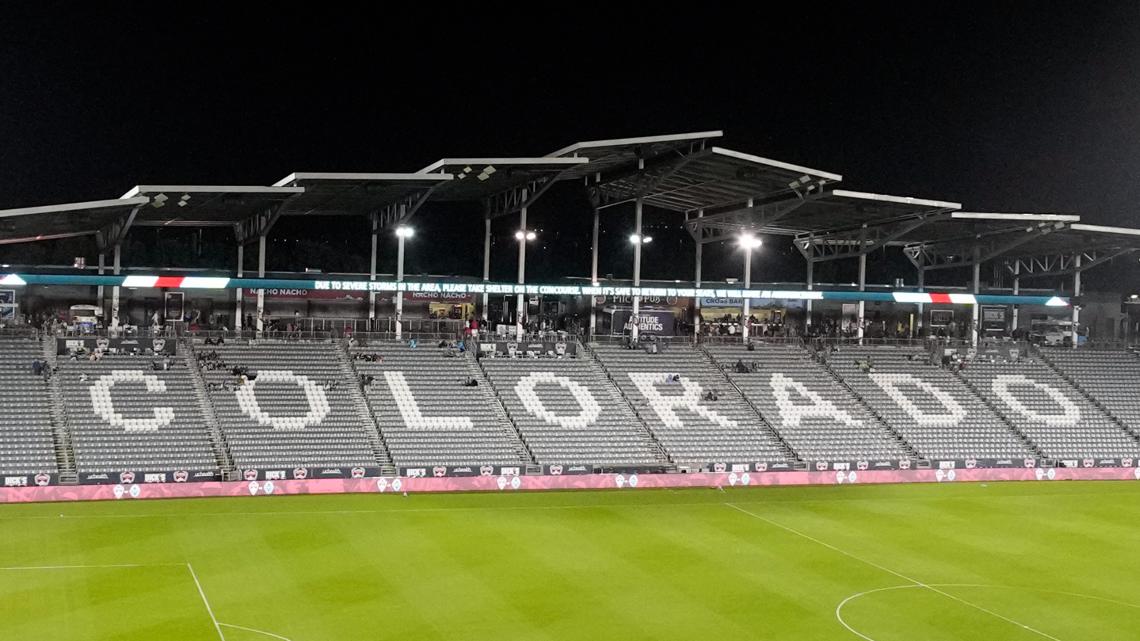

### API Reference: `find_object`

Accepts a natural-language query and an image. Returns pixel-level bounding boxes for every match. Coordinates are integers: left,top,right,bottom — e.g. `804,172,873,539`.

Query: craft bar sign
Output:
57,337,177,356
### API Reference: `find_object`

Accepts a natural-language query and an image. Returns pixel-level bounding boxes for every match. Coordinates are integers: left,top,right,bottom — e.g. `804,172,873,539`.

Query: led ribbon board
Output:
1,273,1070,307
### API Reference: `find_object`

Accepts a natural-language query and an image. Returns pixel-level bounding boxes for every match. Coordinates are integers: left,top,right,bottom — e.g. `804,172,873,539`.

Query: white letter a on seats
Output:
384,371,474,430
768,373,861,427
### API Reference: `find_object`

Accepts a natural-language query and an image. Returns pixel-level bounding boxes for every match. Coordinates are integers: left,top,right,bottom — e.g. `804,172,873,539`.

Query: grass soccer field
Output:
1,481,1138,640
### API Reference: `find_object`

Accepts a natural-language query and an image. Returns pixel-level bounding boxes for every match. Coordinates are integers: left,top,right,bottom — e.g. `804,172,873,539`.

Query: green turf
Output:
2,481,1139,640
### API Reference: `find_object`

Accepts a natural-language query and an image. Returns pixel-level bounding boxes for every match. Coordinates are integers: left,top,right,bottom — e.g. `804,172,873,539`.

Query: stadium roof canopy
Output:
416,157,588,218
0,197,149,246
547,130,725,177
696,189,961,250
902,217,1140,276
271,172,453,228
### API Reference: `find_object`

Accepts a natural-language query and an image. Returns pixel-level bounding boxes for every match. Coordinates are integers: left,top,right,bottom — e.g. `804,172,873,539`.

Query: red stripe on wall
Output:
929,293,952,304
153,276,184,288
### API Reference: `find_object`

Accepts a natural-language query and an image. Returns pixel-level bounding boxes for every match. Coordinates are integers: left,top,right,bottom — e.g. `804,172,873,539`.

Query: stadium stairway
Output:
1037,347,1140,445
350,342,530,469
952,371,1045,458
703,342,907,463
956,351,1140,460
463,350,539,469
43,336,77,483
333,341,396,474
824,344,1034,461
0,337,68,481
590,342,791,467
182,340,236,477
480,345,666,468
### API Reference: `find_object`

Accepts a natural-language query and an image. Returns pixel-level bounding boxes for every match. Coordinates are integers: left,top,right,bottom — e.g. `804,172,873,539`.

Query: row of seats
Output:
6,339,1140,475
825,346,1029,460
350,344,527,467
0,340,57,475
592,344,789,465
707,344,907,461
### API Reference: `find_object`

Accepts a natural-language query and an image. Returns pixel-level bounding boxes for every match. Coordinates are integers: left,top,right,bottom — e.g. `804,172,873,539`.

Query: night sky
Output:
2,4,1139,291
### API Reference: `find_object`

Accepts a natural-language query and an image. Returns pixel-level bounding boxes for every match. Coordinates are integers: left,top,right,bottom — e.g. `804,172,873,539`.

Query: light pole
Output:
739,234,762,342
629,232,652,341
395,226,414,340
515,229,536,340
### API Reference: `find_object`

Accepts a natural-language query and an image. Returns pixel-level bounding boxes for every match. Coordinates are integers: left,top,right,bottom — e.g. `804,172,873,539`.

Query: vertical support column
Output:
97,252,105,314
631,196,643,343
971,245,981,348
516,189,528,341
396,230,406,340
368,214,378,324
916,261,925,335
256,235,266,334
235,244,244,333
1011,260,1020,335
110,244,121,329
742,246,752,343
693,210,704,342
482,215,491,322
1072,253,1082,349
589,206,599,338
805,259,814,328
856,255,867,343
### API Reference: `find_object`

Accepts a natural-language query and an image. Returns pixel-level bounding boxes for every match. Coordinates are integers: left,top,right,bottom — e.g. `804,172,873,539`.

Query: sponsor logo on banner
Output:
1024,458,1037,468
318,469,343,477
728,472,739,486
856,461,868,471
351,467,366,479
152,338,166,352
406,468,427,478
4,476,27,487
193,471,216,480
832,462,850,471
34,473,51,486
244,469,259,481
119,472,135,484
496,476,507,490
451,467,474,474
479,466,494,476
292,468,308,480
754,462,768,472
549,465,563,476
144,473,166,484
173,471,189,483
939,461,956,470
500,467,521,477
965,458,978,469
510,476,522,490
1123,458,1134,468
899,460,912,470
1082,458,1094,468
113,485,125,499
1134,468,1140,480
713,462,727,473
731,463,749,473
266,470,287,481
614,474,626,488
815,461,828,471
432,467,447,478
567,465,590,474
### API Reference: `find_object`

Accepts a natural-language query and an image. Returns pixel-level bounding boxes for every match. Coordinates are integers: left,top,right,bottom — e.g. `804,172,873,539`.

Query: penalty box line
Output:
724,502,1065,641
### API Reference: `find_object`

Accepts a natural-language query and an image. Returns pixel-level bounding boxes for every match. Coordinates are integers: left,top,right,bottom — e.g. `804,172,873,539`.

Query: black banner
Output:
241,466,383,482
709,461,797,473
58,337,178,356
79,469,220,485
484,341,578,357
399,465,524,478
544,464,593,476
2,472,56,487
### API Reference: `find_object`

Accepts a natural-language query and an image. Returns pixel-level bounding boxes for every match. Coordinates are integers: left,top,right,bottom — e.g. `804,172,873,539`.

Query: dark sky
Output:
2,4,1139,291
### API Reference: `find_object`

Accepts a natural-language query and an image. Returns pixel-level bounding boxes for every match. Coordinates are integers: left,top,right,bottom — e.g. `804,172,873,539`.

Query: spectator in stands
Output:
79,373,88,383
31,359,42,376
703,388,719,402
361,374,375,387
734,358,749,374
409,339,417,349
463,377,478,387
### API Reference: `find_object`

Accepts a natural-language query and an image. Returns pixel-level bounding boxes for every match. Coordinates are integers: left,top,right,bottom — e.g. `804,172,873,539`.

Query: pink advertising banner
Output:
0,467,1137,505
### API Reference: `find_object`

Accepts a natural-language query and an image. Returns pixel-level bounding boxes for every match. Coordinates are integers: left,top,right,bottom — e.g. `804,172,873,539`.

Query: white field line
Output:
725,502,1064,641
0,562,184,570
218,622,295,641
187,563,226,641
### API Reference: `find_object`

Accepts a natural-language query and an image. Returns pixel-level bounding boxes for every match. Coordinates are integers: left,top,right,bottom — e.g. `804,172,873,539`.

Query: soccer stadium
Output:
1,123,1139,640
